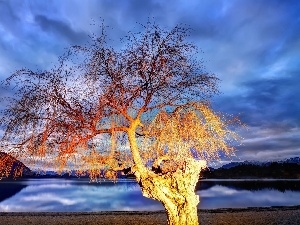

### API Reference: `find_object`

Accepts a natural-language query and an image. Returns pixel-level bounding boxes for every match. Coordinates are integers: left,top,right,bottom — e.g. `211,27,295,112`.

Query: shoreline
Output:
1,205,300,225
1,205,300,214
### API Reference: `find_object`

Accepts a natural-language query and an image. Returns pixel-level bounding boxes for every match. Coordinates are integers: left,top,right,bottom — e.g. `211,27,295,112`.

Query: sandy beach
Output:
0,206,299,225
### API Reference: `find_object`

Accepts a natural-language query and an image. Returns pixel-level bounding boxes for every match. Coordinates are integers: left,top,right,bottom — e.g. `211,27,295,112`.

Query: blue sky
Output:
0,0,299,165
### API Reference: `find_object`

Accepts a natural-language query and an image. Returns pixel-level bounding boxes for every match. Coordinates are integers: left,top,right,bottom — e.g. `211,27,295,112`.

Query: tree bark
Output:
134,158,206,225
162,191,200,225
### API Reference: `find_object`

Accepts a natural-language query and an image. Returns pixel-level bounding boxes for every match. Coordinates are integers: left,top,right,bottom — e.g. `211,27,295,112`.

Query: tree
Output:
0,23,240,225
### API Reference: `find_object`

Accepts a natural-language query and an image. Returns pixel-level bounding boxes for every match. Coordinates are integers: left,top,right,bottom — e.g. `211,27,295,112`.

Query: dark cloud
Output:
214,72,300,127
213,71,300,161
240,132,300,154
34,15,87,44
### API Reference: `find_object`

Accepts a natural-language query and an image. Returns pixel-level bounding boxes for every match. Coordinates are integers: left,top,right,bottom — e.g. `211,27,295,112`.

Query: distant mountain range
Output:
220,157,300,169
1,151,299,179
280,157,300,164
201,157,300,179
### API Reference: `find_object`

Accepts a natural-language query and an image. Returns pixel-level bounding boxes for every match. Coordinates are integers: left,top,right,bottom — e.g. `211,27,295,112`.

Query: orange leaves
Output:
63,149,104,181
142,102,240,163
82,149,105,169
104,170,118,182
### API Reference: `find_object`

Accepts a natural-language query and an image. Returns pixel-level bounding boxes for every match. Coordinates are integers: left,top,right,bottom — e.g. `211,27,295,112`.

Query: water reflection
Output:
197,179,300,209
0,179,163,212
0,179,299,212
196,179,300,192
198,185,300,209
0,181,27,202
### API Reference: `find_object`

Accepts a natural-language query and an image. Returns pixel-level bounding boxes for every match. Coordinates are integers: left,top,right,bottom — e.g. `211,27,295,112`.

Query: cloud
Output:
213,73,300,161
237,126,300,161
34,15,87,44
214,73,300,127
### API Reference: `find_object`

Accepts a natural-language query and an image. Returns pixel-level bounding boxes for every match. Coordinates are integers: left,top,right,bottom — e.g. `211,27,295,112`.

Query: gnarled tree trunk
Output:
134,158,206,225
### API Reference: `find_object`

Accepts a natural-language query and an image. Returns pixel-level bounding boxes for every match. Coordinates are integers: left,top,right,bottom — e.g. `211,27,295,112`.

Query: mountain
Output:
201,158,300,179
0,152,32,178
220,161,263,169
220,157,300,170
281,157,300,164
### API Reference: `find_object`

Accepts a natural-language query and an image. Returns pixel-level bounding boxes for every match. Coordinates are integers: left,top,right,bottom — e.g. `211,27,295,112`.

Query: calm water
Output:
0,178,299,212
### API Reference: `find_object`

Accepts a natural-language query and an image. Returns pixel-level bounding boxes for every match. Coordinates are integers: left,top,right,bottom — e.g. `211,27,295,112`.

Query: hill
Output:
201,158,300,179
0,152,31,178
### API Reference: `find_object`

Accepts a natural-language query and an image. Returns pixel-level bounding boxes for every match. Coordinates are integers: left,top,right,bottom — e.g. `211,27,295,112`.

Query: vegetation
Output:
0,23,240,225
201,162,300,179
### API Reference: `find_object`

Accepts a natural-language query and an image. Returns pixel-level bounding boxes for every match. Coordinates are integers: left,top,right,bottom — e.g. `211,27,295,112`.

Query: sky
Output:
0,0,299,166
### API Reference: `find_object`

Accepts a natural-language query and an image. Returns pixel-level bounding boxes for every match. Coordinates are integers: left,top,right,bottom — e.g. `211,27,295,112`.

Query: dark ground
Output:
0,206,300,225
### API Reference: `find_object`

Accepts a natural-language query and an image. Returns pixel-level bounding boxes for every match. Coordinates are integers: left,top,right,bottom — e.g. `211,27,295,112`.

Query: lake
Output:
0,178,299,212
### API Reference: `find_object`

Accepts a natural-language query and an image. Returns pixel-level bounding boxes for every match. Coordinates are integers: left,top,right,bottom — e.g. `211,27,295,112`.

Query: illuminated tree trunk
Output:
128,120,206,225
160,188,199,225
134,158,206,225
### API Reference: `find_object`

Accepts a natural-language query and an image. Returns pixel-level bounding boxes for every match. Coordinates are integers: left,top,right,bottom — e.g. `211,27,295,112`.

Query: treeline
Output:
201,162,300,179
